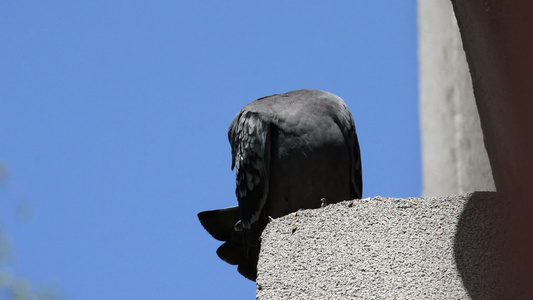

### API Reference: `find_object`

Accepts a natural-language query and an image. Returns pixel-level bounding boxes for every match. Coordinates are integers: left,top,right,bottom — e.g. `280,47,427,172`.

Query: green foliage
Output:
0,163,63,300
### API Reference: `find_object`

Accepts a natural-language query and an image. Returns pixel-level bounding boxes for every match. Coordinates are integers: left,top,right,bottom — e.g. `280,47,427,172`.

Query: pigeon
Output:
198,89,362,281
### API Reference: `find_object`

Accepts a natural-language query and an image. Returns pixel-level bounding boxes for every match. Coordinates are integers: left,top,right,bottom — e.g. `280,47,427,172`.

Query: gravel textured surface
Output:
256,192,508,299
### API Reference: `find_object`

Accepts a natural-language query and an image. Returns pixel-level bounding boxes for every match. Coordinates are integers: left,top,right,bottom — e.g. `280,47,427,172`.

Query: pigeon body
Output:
198,89,362,280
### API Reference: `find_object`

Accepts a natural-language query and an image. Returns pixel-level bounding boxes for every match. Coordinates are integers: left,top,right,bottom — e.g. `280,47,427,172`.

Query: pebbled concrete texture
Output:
257,192,510,299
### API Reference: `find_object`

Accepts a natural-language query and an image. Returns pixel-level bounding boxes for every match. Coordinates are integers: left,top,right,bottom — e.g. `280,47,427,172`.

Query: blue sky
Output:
1,2,418,299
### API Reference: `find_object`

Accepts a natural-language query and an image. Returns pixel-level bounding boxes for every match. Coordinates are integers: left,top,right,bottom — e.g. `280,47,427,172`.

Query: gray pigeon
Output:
198,89,362,281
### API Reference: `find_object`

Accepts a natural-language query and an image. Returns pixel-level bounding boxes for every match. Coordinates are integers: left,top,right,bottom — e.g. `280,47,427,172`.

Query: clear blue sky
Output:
1,2,419,299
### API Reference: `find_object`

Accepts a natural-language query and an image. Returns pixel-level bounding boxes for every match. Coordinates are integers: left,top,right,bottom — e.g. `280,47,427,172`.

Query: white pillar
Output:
418,1,495,196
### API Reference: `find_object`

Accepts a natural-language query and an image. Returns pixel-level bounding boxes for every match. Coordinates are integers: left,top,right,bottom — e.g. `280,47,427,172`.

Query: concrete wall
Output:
257,193,510,299
451,1,533,296
418,1,495,197
418,0,495,197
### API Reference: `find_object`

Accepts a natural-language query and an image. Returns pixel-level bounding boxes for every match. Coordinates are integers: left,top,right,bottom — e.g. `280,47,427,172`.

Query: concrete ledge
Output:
257,192,509,299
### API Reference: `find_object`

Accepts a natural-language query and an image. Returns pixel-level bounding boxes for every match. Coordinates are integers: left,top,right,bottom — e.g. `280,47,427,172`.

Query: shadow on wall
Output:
453,191,513,299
